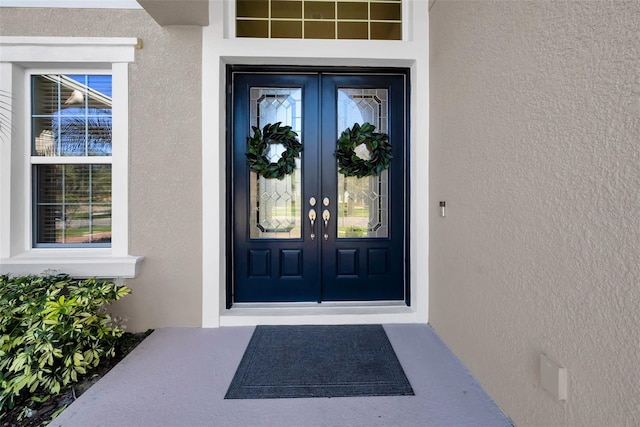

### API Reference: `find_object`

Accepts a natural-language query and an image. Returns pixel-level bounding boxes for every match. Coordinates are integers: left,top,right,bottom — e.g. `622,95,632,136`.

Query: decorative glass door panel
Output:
230,69,407,304
337,88,389,239
249,88,302,239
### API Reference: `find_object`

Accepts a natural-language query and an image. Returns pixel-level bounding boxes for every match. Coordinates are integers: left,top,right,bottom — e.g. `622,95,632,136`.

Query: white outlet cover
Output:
540,353,568,401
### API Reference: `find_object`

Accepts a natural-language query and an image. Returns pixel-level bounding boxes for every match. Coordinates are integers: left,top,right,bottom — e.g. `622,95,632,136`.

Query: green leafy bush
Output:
0,275,130,416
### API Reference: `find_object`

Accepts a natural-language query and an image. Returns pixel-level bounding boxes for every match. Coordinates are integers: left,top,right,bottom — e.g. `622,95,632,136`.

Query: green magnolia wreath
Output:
246,122,302,180
335,122,393,178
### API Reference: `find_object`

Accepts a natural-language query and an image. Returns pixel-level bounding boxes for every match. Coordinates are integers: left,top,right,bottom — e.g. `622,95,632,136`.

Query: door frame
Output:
225,65,411,308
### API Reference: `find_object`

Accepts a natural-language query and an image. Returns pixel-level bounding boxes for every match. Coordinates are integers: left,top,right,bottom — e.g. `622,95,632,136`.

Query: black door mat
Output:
225,324,414,399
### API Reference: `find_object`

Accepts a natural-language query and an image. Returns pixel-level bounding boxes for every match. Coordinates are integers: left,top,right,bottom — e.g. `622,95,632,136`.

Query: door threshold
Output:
220,301,419,327
232,300,407,309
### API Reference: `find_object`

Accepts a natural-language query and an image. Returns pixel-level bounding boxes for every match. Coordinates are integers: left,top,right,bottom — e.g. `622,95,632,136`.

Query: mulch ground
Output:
1,331,151,427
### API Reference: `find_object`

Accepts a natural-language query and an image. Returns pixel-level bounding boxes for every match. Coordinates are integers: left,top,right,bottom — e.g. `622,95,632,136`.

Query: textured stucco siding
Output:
430,1,640,426
0,8,203,330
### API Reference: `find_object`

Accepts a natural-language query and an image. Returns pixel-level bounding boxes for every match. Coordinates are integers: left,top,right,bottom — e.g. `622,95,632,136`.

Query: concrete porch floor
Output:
50,324,512,427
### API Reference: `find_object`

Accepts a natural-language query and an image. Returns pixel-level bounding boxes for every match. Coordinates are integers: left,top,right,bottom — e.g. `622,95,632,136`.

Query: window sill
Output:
0,250,143,278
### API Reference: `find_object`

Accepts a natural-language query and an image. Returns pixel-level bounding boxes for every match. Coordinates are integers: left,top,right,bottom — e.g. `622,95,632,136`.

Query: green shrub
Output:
0,274,130,416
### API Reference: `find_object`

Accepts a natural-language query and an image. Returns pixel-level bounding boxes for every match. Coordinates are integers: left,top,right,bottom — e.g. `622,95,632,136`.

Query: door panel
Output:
319,74,406,301
230,69,406,303
232,73,320,302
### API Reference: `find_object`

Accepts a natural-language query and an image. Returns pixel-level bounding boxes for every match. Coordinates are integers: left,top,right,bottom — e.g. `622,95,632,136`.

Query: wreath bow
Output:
335,122,393,178
246,122,302,180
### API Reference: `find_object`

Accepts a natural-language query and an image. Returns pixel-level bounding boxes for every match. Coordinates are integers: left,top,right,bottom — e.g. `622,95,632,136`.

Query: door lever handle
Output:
309,209,317,240
322,209,330,241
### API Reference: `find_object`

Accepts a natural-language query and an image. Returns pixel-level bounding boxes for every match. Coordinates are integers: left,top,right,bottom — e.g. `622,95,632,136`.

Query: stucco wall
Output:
0,8,203,331
429,1,640,426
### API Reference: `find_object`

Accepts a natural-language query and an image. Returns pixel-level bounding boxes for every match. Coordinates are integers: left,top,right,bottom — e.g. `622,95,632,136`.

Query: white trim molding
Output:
0,37,143,279
0,1,141,9
0,37,138,63
2,251,142,279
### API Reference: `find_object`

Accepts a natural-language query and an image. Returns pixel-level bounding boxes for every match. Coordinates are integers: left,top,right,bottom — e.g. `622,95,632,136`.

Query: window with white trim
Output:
0,37,142,278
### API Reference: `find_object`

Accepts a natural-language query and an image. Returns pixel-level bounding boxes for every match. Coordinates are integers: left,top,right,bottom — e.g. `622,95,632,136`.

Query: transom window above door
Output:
236,0,402,39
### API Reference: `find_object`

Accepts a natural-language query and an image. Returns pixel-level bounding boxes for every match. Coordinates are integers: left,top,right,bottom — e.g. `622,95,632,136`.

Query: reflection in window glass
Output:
32,75,112,157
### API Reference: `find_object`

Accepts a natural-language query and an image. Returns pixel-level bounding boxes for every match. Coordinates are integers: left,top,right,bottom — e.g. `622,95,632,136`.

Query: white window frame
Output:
0,37,143,278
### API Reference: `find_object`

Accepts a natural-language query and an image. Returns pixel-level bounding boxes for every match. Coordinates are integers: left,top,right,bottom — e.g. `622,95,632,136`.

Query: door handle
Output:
322,209,330,241
309,209,317,240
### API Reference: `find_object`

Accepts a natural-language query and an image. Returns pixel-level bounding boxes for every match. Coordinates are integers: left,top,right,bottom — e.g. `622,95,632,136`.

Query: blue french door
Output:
230,69,407,303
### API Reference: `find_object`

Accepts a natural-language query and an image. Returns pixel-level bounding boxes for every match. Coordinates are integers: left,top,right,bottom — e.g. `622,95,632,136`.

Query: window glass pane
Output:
304,21,335,39
237,0,269,18
337,88,389,239
337,2,367,20
371,22,401,40
271,20,302,38
249,88,302,239
34,164,112,246
337,22,368,39
305,1,335,19
31,74,112,157
237,20,269,38
271,0,302,19
370,2,401,21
